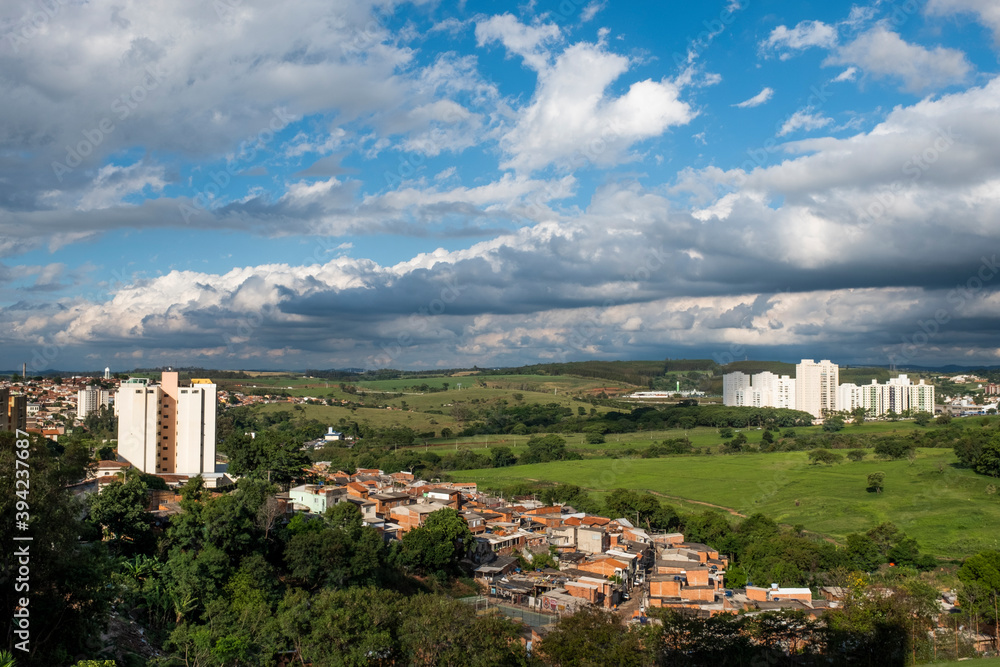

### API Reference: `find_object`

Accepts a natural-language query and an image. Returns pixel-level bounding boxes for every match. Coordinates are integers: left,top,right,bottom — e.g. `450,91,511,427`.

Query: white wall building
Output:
722,371,796,410
723,372,751,406
116,372,218,476
795,359,839,418
77,385,111,419
839,375,935,417
290,484,346,514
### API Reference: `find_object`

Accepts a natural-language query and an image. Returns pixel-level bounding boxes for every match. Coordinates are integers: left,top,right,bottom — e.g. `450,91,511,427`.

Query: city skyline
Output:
2,1,1000,371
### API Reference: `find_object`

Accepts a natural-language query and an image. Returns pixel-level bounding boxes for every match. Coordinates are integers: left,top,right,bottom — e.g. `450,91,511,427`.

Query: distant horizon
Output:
4,357,1000,377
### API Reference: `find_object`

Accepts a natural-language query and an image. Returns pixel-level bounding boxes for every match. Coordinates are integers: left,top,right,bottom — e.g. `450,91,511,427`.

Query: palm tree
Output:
0,649,17,667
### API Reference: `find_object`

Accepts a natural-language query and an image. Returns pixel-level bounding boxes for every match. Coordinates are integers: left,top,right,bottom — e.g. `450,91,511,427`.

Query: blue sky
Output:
2,0,1000,371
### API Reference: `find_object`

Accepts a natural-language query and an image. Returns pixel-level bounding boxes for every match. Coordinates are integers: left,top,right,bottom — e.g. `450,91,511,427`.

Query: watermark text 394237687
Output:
13,429,33,653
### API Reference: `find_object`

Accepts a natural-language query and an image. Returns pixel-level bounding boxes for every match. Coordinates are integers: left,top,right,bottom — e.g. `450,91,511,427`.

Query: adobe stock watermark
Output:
13,429,33,654
886,254,999,366
3,0,69,54
179,107,298,222
51,64,169,182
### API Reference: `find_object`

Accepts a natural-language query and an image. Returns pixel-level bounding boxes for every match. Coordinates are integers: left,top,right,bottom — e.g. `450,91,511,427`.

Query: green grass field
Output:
401,421,929,455
252,401,447,433
245,375,633,436
449,448,1000,559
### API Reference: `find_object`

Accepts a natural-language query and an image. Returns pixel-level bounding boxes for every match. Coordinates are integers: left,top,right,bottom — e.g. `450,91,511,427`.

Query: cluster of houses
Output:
1,374,116,439
278,465,854,621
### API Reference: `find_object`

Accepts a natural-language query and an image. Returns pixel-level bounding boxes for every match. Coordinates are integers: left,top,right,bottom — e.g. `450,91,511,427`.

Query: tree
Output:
0,431,115,664
539,607,649,667
604,488,678,530
936,412,953,425
277,587,404,666
867,471,885,493
845,534,884,571
847,449,866,462
851,407,868,425
974,433,1000,478
226,430,309,483
399,508,473,575
723,431,747,453
874,438,914,460
285,512,386,589
913,411,933,426
808,449,843,465
83,404,117,438
440,427,453,439
957,550,1000,651
490,446,517,468
87,472,155,555
823,415,846,432
399,595,528,666
719,427,734,439
520,434,569,464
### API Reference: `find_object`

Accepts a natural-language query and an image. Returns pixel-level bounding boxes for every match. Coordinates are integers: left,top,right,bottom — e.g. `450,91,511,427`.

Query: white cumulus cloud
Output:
826,26,972,92
734,87,774,108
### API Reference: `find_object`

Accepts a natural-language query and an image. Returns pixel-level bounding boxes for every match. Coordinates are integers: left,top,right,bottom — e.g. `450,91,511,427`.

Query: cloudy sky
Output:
2,0,1000,372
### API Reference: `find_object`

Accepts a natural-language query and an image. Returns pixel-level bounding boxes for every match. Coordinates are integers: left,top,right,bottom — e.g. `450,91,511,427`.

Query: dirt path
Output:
615,585,644,621
646,491,747,518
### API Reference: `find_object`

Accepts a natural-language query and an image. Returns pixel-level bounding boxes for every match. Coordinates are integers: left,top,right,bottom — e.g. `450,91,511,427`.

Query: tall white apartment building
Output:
77,385,111,419
722,371,796,410
838,375,935,417
773,375,796,410
723,372,751,406
116,371,217,476
795,359,839,418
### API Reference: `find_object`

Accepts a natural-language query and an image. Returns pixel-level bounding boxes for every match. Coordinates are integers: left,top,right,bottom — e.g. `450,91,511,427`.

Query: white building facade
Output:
795,359,839,419
838,375,935,417
77,385,111,419
722,372,751,406
722,371,796,410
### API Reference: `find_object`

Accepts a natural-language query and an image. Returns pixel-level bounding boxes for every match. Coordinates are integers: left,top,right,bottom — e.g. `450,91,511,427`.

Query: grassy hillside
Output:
449,448,1000,559
245,375,626,437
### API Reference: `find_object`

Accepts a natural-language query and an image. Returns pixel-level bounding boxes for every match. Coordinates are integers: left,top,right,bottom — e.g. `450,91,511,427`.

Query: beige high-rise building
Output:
9,395,27,432
0,387,8,432
795,359,839,418
116,372,217,475
1,389,27,432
